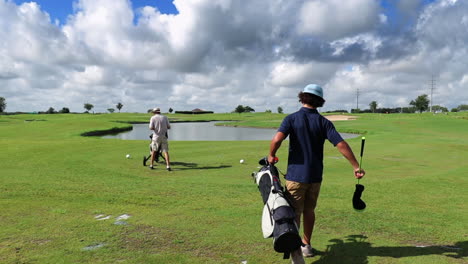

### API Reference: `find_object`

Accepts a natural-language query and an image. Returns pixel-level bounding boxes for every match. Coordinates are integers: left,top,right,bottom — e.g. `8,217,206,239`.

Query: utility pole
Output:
356,87,360,111
430,75,436,112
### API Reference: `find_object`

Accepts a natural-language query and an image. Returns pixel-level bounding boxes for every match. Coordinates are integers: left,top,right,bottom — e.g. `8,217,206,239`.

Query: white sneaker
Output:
301,244,314,257
290,248,306,264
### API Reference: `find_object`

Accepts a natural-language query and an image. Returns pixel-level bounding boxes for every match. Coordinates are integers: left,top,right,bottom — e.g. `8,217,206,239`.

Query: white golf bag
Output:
252,158,302,259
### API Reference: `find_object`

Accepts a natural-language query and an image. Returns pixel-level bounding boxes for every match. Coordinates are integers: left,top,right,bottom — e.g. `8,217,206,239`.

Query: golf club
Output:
358,136,365,183
353,137,366,211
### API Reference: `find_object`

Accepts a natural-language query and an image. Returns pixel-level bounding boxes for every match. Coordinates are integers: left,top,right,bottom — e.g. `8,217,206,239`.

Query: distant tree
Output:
107,108,115,113
46,107,55,114
234,105,256,113
410,94,429,113
265,109,272,113
457,104,468,111
235,105,245,114
277,106,283,114
431,105,448,113
169,107,173,113
84,103,94,113
451,108,458,112
351,108,361,113
401,107,416,113
0,97,6,112
244,106,255,112
324,109,348,113
59,107,70,113
116,102,123,112
369,101,378,113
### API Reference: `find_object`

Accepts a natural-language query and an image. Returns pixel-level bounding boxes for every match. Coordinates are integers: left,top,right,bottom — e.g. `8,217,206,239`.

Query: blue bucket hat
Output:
303,84,324,99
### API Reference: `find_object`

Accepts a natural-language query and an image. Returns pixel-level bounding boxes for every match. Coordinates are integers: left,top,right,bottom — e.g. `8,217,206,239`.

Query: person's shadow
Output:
310,235,467,263
169,161,232,171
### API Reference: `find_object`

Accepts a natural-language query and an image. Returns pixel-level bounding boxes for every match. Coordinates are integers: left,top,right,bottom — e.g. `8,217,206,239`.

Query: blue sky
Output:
1,0,467,113
383,1,435,18
13,0,179,24
12,0,435,27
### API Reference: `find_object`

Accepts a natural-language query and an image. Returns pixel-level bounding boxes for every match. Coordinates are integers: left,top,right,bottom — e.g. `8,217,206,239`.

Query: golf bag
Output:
143,134,166,166
251,158,302,259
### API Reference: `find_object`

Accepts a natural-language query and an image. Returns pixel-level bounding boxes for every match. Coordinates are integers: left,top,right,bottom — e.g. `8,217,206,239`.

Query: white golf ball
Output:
126,154,130,159
240,159,244,164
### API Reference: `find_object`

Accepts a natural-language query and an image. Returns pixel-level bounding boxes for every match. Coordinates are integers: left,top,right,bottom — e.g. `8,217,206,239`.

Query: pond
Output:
102,122,359,141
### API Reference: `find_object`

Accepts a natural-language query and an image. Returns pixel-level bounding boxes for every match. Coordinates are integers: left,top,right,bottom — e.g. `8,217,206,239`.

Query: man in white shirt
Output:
149,107,171,171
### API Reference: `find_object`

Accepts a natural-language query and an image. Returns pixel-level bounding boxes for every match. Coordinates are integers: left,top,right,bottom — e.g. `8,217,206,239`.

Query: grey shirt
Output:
149,114,170,139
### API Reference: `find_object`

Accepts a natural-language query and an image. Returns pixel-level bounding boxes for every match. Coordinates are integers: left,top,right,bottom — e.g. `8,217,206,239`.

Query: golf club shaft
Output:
358,137,366,183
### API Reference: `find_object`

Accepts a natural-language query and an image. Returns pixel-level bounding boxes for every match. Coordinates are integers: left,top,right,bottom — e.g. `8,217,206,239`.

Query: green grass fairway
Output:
0,112,467,263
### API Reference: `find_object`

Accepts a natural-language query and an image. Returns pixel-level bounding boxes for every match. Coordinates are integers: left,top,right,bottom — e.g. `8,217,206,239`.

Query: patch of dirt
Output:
118,224,218,258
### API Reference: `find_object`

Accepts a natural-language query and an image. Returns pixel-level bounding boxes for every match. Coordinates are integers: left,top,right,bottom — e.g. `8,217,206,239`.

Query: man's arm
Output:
336,141,365,179
268,132,286,163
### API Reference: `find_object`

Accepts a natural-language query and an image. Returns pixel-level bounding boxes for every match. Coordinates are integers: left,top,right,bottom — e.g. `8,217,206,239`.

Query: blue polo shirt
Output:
278,107,344,183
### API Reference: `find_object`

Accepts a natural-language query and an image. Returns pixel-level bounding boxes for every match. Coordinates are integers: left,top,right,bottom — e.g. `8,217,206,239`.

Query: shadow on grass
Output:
311,235,467,264
170,161,232,171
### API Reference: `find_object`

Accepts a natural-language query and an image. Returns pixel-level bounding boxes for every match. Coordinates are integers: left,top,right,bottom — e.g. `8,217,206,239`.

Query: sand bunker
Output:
324,115,358,121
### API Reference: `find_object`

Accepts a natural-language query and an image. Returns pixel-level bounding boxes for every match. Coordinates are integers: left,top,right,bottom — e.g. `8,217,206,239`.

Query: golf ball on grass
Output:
240,159,244,164
126,154,131,159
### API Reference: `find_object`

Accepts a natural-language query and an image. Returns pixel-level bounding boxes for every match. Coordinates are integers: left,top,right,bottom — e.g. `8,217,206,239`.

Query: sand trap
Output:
324,115,358,121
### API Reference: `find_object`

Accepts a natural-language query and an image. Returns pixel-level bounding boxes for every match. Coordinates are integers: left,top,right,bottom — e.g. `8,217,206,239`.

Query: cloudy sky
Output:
1,0,467,113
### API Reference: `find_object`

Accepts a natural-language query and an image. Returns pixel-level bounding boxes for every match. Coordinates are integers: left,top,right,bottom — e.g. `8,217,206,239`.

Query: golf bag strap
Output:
283,252,290,259
278,167,286,177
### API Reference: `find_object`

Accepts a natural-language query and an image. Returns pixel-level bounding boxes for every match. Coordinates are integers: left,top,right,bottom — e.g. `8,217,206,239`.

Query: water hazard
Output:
102,122,359,141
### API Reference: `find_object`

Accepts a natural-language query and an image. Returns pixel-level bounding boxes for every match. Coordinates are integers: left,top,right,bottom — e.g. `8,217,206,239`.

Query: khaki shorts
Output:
151,136,169,153
286,181,321,217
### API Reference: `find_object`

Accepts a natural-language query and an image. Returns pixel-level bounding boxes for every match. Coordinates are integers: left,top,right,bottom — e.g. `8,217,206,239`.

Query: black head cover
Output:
258,157,268,166
353,184,366,210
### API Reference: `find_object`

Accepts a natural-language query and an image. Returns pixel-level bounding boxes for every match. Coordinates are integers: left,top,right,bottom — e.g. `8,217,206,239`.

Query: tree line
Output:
332,94,467,114
0,98,125,114
1,95,467,114
40,102,125,114
233,105,284,114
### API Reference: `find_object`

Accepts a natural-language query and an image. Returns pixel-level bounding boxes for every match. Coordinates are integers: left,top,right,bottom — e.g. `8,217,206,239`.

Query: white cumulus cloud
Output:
298,0,382,40
0,0,466,114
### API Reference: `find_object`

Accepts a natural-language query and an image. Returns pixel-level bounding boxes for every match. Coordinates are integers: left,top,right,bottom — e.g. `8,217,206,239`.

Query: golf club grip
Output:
360,138,366,157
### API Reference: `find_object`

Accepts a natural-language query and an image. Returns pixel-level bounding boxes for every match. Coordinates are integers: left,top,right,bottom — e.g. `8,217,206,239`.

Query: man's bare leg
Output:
302,210,315,245
149,151,156,169
164,152,171,170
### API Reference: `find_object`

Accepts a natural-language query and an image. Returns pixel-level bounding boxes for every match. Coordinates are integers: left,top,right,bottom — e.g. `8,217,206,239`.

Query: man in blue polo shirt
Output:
268,84,365,262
